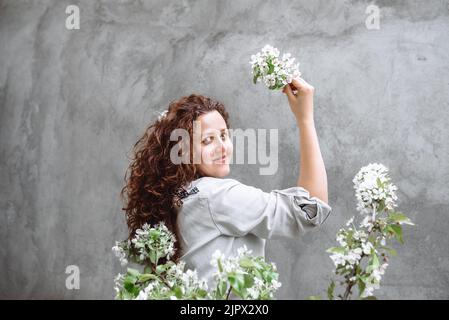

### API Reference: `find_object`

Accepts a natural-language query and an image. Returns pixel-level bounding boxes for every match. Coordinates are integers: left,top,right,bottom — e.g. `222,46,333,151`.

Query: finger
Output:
288,82,298,95
284,83,296,103
292,77,305,89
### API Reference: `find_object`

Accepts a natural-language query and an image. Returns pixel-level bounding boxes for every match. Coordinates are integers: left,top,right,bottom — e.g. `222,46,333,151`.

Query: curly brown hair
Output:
120,94,230,262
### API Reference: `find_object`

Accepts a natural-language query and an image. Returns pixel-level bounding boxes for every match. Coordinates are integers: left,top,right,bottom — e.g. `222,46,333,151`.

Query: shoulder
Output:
179,177,239,203
185,177,268,202
187,176,270,209
189,177,243,197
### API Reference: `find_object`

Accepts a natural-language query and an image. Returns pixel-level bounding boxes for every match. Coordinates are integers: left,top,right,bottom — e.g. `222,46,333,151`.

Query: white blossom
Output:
353,163,398,215
250,44,302,90
237,245,252,257
210,250,226,269
270,279,282,290
158,110,168,121
326,163,412,300
247,287,259,299
134,281,158,300
346,216,355,227
113,273,125,296
360,215,374,232
362,241,374,255
210,246,281,300
112,242,128,266
128,222,177,263
360,263,388,298
114,223,280,300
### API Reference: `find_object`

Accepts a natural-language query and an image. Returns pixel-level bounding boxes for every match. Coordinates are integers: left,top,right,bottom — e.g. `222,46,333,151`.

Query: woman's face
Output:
194,110,233,178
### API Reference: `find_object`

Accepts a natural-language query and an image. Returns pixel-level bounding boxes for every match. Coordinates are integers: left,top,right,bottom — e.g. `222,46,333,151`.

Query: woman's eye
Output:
202,131,228,144
202,137,213,145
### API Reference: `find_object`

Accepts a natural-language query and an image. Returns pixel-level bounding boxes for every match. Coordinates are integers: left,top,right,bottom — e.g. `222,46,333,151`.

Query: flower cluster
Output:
353,163,398,215
319,163,414,300
133,261,209,300
113,222,176,267
329,225,374,269
112,223,208,300
113,224,281,300
328,218,389,299
112,241,129,267
250,44,301,90
132,222,176,263
210,245,281,300
361,262,389,298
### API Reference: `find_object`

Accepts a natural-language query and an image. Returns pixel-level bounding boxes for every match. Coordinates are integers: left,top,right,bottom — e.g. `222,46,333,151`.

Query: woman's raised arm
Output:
283,78,329,204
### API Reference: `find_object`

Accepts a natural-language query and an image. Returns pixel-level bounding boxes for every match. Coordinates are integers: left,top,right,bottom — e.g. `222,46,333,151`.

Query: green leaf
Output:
358,278,366,295
239,257,257,268
307,295,322,300
367,253,380,273
389,212,415,226
218,281,227,298
376,177,384,188
243,274,254,288
377,200,386,212
371,252,380,269
380,246,397,257
327,280,335,300
123,276,139,296
197,289,208,298
123,278,135,292
138,273,159,283
149,229,160,238
327,247,346,254
149,250,157,264
253,73,259,84
156,264,167,274
217,258,223,273
228,273,245,293
127,268,140,277
173,286,183,299
390,224,404,244
357,274,368,284
254,269,263,279
262,270,273,283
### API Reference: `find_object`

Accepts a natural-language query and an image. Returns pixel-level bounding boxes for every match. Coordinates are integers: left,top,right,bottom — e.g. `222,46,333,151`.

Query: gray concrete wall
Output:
1,0,448,299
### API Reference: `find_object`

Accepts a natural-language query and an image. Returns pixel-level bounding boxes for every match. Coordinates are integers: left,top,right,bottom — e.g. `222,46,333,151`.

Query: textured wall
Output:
1,0,448,299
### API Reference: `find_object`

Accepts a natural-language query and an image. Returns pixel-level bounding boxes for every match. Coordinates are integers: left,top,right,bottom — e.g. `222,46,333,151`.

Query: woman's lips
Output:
213,155,228,164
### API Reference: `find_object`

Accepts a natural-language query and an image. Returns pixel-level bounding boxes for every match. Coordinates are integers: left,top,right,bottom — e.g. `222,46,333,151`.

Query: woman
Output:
121,78,332,289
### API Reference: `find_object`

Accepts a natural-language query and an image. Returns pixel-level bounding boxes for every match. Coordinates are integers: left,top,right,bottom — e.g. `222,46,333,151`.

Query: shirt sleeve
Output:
205,178,333,239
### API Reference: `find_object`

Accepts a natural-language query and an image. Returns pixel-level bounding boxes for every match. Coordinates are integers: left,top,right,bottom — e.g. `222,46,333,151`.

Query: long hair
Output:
120,94,230,262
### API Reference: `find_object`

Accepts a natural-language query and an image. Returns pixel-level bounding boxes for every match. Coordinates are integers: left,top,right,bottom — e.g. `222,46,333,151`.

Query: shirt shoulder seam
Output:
202,195,225,236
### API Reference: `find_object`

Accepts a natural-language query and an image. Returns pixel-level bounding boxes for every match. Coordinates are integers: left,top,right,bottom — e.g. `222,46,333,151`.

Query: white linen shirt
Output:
177,176,333,290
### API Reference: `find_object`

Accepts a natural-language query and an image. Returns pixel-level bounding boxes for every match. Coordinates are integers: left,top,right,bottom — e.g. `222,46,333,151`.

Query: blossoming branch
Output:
112,223,281,300
250,44,302,90
312,163,415,300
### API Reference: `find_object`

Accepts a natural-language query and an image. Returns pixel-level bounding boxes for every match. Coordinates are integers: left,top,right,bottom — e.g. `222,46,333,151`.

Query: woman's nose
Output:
215,137,226,153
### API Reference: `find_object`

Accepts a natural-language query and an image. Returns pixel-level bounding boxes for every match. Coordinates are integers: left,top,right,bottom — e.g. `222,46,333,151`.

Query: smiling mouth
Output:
213,155,227,163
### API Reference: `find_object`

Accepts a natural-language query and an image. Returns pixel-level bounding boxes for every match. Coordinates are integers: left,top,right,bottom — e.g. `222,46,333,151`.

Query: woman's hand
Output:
282,77,315,125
